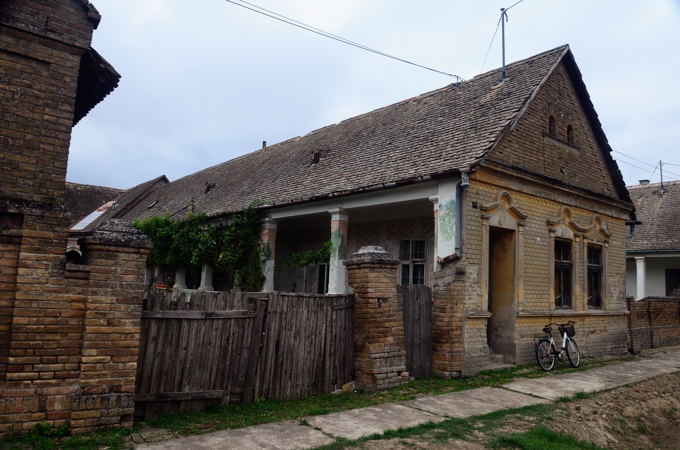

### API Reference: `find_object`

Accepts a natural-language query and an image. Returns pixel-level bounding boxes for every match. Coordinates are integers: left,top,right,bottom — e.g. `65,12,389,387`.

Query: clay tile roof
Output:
64,182,122,223
69,176,168,233
627,180,680,252
124,45,627,221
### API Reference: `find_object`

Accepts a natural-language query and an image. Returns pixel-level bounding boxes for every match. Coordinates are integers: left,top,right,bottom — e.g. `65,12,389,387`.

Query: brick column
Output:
75,220,150,430
432,263,465,377
345,246,409,391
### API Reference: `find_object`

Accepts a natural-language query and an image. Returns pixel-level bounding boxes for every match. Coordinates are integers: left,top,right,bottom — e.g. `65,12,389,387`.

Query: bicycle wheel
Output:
536,339,555,371
566,338,581,368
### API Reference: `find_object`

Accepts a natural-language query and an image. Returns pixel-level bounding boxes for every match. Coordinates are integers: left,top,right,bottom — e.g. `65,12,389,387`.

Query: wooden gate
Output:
135,290,354,420
400,285,432,378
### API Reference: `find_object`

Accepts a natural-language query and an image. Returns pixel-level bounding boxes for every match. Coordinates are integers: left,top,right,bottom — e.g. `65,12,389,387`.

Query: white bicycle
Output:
536,321,580,371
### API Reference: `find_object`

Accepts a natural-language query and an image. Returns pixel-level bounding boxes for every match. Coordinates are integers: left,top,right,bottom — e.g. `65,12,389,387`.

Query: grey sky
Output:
67,0,680,189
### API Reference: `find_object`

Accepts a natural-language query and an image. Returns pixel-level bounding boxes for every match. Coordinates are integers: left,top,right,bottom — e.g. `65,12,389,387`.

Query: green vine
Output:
279,241,332,269
133,205,265,291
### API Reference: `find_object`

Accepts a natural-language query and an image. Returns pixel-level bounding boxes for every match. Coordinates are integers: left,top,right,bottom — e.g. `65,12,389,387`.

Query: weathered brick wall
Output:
628,297,680,353
431,263,465,377
0,0,153,436
0,0,95,206
345,247,409,391
452,58,631,370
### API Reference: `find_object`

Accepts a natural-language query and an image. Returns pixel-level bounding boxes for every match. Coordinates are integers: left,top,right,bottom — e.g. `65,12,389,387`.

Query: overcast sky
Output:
67,0,680,189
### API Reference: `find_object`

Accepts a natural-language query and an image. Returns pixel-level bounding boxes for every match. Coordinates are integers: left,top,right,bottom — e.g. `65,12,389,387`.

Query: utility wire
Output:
611,149,657,169
224,0,463,81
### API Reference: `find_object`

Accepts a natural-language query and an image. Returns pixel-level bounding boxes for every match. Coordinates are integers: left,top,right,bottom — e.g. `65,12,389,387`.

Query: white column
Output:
199,265,214,291
260,218,278,292
174,268,187,290
635,256,646,300
431,179,459,271
328,208,349,294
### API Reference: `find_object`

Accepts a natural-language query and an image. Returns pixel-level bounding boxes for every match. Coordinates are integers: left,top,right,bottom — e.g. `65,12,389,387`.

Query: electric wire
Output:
224,0,463,81
611,150,657,169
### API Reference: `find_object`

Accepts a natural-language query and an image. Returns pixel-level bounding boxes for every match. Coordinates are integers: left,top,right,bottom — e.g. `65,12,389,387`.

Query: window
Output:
400,240,425,285
587,244,603,308
548,116,556,136
666,269,680,297
554,239,572,308
567,125,574,144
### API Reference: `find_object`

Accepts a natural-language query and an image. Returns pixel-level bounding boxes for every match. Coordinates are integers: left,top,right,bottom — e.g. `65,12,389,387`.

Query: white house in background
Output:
626,180,680,299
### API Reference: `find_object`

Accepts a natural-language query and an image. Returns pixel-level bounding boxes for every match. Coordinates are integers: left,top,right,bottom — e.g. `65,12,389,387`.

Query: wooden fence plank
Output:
136,290,355,419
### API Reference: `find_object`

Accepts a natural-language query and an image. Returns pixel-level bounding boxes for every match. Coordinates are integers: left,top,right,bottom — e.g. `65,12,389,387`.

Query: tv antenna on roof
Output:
499,0,525,80
500,7,508,79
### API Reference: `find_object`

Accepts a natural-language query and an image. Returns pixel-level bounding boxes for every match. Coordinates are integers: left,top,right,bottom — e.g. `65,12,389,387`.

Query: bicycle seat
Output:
542,326,551,334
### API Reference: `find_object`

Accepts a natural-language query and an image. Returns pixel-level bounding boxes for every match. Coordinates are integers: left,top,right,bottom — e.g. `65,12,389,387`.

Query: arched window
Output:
567,125,574,144
548,116,556,136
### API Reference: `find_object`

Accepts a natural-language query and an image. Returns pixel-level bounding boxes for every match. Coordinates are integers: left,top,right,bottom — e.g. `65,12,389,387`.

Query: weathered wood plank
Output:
141,310,255,319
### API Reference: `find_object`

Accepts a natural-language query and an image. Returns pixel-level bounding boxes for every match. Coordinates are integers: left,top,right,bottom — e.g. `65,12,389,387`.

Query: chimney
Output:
262,140,267,149
639,179,650,185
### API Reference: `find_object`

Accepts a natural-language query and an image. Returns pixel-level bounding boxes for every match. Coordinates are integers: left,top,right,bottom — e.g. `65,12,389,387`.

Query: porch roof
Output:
122,45,628,221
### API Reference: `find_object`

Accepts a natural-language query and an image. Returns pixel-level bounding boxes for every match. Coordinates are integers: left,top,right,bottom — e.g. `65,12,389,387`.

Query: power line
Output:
611,149,657,169
224,0,463,81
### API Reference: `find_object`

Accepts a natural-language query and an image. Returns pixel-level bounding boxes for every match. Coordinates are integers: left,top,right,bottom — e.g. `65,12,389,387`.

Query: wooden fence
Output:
135,290,354,420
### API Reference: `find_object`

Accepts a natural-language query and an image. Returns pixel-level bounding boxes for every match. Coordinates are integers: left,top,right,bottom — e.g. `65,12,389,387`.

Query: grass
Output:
488,425,607,449
0,354,632,448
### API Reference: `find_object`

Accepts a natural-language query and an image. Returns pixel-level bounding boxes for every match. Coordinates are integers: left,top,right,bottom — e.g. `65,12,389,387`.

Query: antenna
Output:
500,8,508,79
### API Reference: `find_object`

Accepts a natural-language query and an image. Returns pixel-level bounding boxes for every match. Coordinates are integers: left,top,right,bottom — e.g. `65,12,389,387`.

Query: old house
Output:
117,45,634,374
626,180,680,299
1,0,151,434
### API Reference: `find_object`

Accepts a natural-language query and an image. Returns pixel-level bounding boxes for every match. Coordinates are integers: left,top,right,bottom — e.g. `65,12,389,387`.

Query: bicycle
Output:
535,321,580,371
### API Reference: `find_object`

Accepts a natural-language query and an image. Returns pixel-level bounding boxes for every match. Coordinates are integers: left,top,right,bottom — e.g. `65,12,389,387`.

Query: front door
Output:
487,227,516,361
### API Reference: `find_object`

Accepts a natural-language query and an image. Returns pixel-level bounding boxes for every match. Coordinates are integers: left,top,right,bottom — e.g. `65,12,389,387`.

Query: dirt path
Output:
348,372,680,449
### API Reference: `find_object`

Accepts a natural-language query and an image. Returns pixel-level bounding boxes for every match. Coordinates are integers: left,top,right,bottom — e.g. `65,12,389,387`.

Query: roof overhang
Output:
73,47,120,125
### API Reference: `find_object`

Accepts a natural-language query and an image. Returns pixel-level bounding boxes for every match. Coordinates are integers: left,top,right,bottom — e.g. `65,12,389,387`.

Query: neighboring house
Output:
67,176,168,262
110,45,634,371
64,182,123,223
626,180,680,299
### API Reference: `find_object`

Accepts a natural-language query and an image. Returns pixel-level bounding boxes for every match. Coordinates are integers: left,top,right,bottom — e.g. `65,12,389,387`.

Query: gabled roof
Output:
125,45,630,221
627,181,680,253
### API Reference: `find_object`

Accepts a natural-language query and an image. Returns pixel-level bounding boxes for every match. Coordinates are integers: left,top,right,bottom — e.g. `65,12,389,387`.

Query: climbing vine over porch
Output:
133,205,265,291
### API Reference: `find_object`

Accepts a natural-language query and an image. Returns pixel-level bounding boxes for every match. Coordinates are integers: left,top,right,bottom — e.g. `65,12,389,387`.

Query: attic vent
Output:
146,200,157,209
312,151,321,164
205,182,216,194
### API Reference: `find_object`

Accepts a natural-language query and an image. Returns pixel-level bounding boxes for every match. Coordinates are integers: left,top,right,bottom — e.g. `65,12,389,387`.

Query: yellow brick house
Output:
113,45,634,375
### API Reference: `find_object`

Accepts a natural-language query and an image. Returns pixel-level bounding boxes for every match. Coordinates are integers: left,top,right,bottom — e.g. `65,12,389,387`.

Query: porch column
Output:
635,256,646,300
430,179,459,271
328,208,349,294
260,218,277,292
199,264,214,291
174,268,187,290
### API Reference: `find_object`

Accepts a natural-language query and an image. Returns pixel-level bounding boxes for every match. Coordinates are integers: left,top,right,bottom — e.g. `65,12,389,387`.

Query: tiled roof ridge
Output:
628,180,680,189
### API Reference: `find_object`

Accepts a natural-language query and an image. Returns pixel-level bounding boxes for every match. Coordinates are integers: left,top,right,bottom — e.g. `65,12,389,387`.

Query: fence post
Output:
345,246,409,391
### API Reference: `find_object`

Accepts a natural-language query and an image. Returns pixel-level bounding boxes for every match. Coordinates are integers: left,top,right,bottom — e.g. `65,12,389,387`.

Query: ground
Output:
349,372,680,449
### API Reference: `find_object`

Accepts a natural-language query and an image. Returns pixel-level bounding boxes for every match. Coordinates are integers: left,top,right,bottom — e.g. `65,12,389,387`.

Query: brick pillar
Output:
74,220,150,430
432,263,465,377
345,246,409,391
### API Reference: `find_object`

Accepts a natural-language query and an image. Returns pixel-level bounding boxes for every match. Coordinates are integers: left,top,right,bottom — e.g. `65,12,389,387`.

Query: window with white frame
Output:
400,239,425,285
